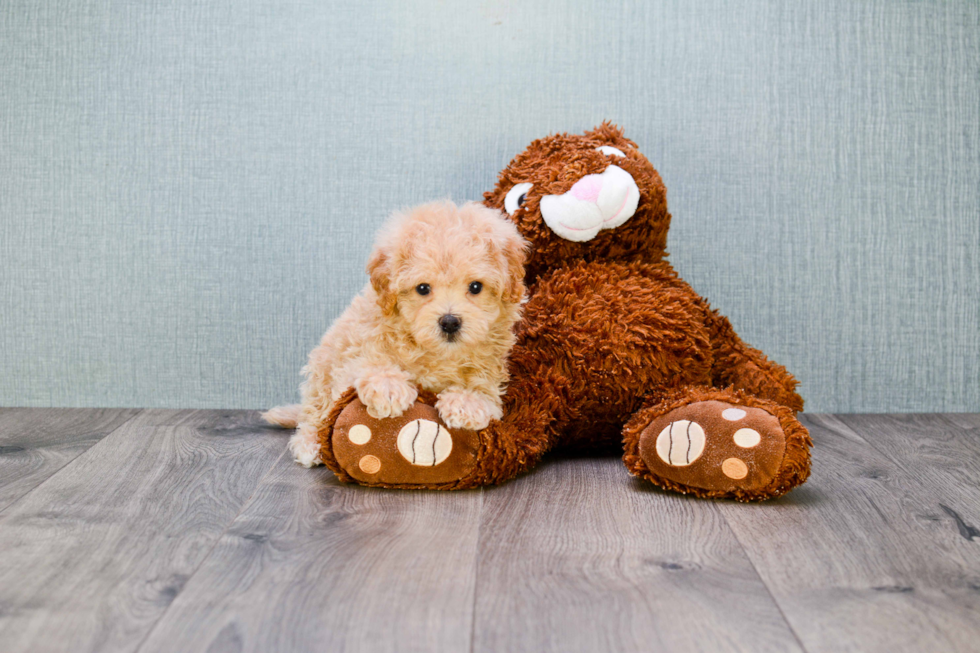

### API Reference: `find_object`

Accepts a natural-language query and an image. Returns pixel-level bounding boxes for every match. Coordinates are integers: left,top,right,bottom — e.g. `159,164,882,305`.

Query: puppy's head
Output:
367,200,527,350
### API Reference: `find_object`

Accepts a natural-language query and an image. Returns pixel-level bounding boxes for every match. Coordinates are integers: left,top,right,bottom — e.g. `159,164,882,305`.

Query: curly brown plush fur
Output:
470,123,811,499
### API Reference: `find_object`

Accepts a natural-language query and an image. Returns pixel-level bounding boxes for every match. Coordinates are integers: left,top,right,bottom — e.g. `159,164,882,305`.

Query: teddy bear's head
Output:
484,122,670,282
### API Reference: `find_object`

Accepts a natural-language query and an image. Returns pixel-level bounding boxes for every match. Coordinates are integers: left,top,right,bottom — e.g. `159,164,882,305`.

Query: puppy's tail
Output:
261,404,301,429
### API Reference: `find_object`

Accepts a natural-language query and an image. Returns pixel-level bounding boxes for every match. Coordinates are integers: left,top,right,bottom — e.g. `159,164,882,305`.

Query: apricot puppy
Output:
264,200,527,467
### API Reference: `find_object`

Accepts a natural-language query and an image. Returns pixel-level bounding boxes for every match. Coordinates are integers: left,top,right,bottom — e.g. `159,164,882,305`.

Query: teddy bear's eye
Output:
415,283,431,296
596,145,626,158
504,183,534,215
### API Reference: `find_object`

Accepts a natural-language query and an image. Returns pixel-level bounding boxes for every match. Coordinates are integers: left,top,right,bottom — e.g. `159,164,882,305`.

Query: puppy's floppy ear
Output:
500,230,529,305
366,248,397,315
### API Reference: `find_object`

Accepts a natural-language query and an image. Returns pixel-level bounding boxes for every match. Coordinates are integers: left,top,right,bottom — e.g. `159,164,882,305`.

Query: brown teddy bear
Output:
319,123,811,501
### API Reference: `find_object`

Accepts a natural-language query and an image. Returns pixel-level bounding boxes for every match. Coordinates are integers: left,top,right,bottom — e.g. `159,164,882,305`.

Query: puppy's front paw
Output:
436,389,502,431
289,423,322,468
356,370,418,420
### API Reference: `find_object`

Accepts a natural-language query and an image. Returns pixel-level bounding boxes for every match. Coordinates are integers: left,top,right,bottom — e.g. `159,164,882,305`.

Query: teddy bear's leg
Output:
622,386,812,501
702,306,805,411
316,385,555,490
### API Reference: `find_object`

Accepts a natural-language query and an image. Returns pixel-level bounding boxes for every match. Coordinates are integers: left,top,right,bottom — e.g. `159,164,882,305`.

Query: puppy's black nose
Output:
438,314,462,335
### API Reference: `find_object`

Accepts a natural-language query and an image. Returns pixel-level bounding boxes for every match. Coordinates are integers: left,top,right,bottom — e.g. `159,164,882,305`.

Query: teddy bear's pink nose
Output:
569,175,603,203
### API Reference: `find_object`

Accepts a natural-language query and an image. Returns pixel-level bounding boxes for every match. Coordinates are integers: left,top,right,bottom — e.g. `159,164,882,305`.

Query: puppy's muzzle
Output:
438,314,462,340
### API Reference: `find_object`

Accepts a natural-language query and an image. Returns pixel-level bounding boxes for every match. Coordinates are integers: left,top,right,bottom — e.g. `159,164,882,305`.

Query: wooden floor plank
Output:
718,414,980,653
137,454,483,653
471,455,803,653
940,412,980,432
0,408,141,513
840,413,980,525
0,409,284,653
3,409,978,652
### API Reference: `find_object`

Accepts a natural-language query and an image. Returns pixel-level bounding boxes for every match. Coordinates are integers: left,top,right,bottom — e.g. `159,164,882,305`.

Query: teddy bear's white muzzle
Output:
539,165,640,242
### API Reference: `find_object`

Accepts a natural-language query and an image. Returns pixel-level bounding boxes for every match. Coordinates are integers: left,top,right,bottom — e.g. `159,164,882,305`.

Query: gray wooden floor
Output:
0,409,978,652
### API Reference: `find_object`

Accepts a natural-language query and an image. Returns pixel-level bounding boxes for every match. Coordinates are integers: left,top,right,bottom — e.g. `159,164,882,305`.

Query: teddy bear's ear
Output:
366,248,397,315
584,121,625,143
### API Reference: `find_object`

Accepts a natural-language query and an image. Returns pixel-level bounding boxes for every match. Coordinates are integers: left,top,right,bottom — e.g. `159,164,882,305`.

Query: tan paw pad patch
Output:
722,408,747,421
733,428,761,448
359,455,381,474
722,458,748,479
348,424,372,445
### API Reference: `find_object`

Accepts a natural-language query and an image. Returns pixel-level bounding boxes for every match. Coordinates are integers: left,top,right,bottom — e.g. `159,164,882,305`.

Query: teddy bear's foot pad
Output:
332,399,479,486
638,400,787,493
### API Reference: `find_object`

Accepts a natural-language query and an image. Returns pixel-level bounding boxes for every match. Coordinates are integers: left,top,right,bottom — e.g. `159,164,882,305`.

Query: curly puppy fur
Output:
264,200,527,467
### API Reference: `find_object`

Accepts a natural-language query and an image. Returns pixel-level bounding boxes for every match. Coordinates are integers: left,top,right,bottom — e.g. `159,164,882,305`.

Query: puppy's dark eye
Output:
468,281,483,295
416,283,431,296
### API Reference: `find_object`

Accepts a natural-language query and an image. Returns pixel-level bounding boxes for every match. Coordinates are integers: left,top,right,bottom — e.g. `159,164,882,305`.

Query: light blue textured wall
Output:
1,1,977,412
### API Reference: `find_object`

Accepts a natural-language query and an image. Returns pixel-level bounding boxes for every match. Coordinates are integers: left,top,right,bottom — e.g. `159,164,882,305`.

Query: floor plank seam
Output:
718,504,811,653
0,409,145,519
468,487,485,653
131,443,289,653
